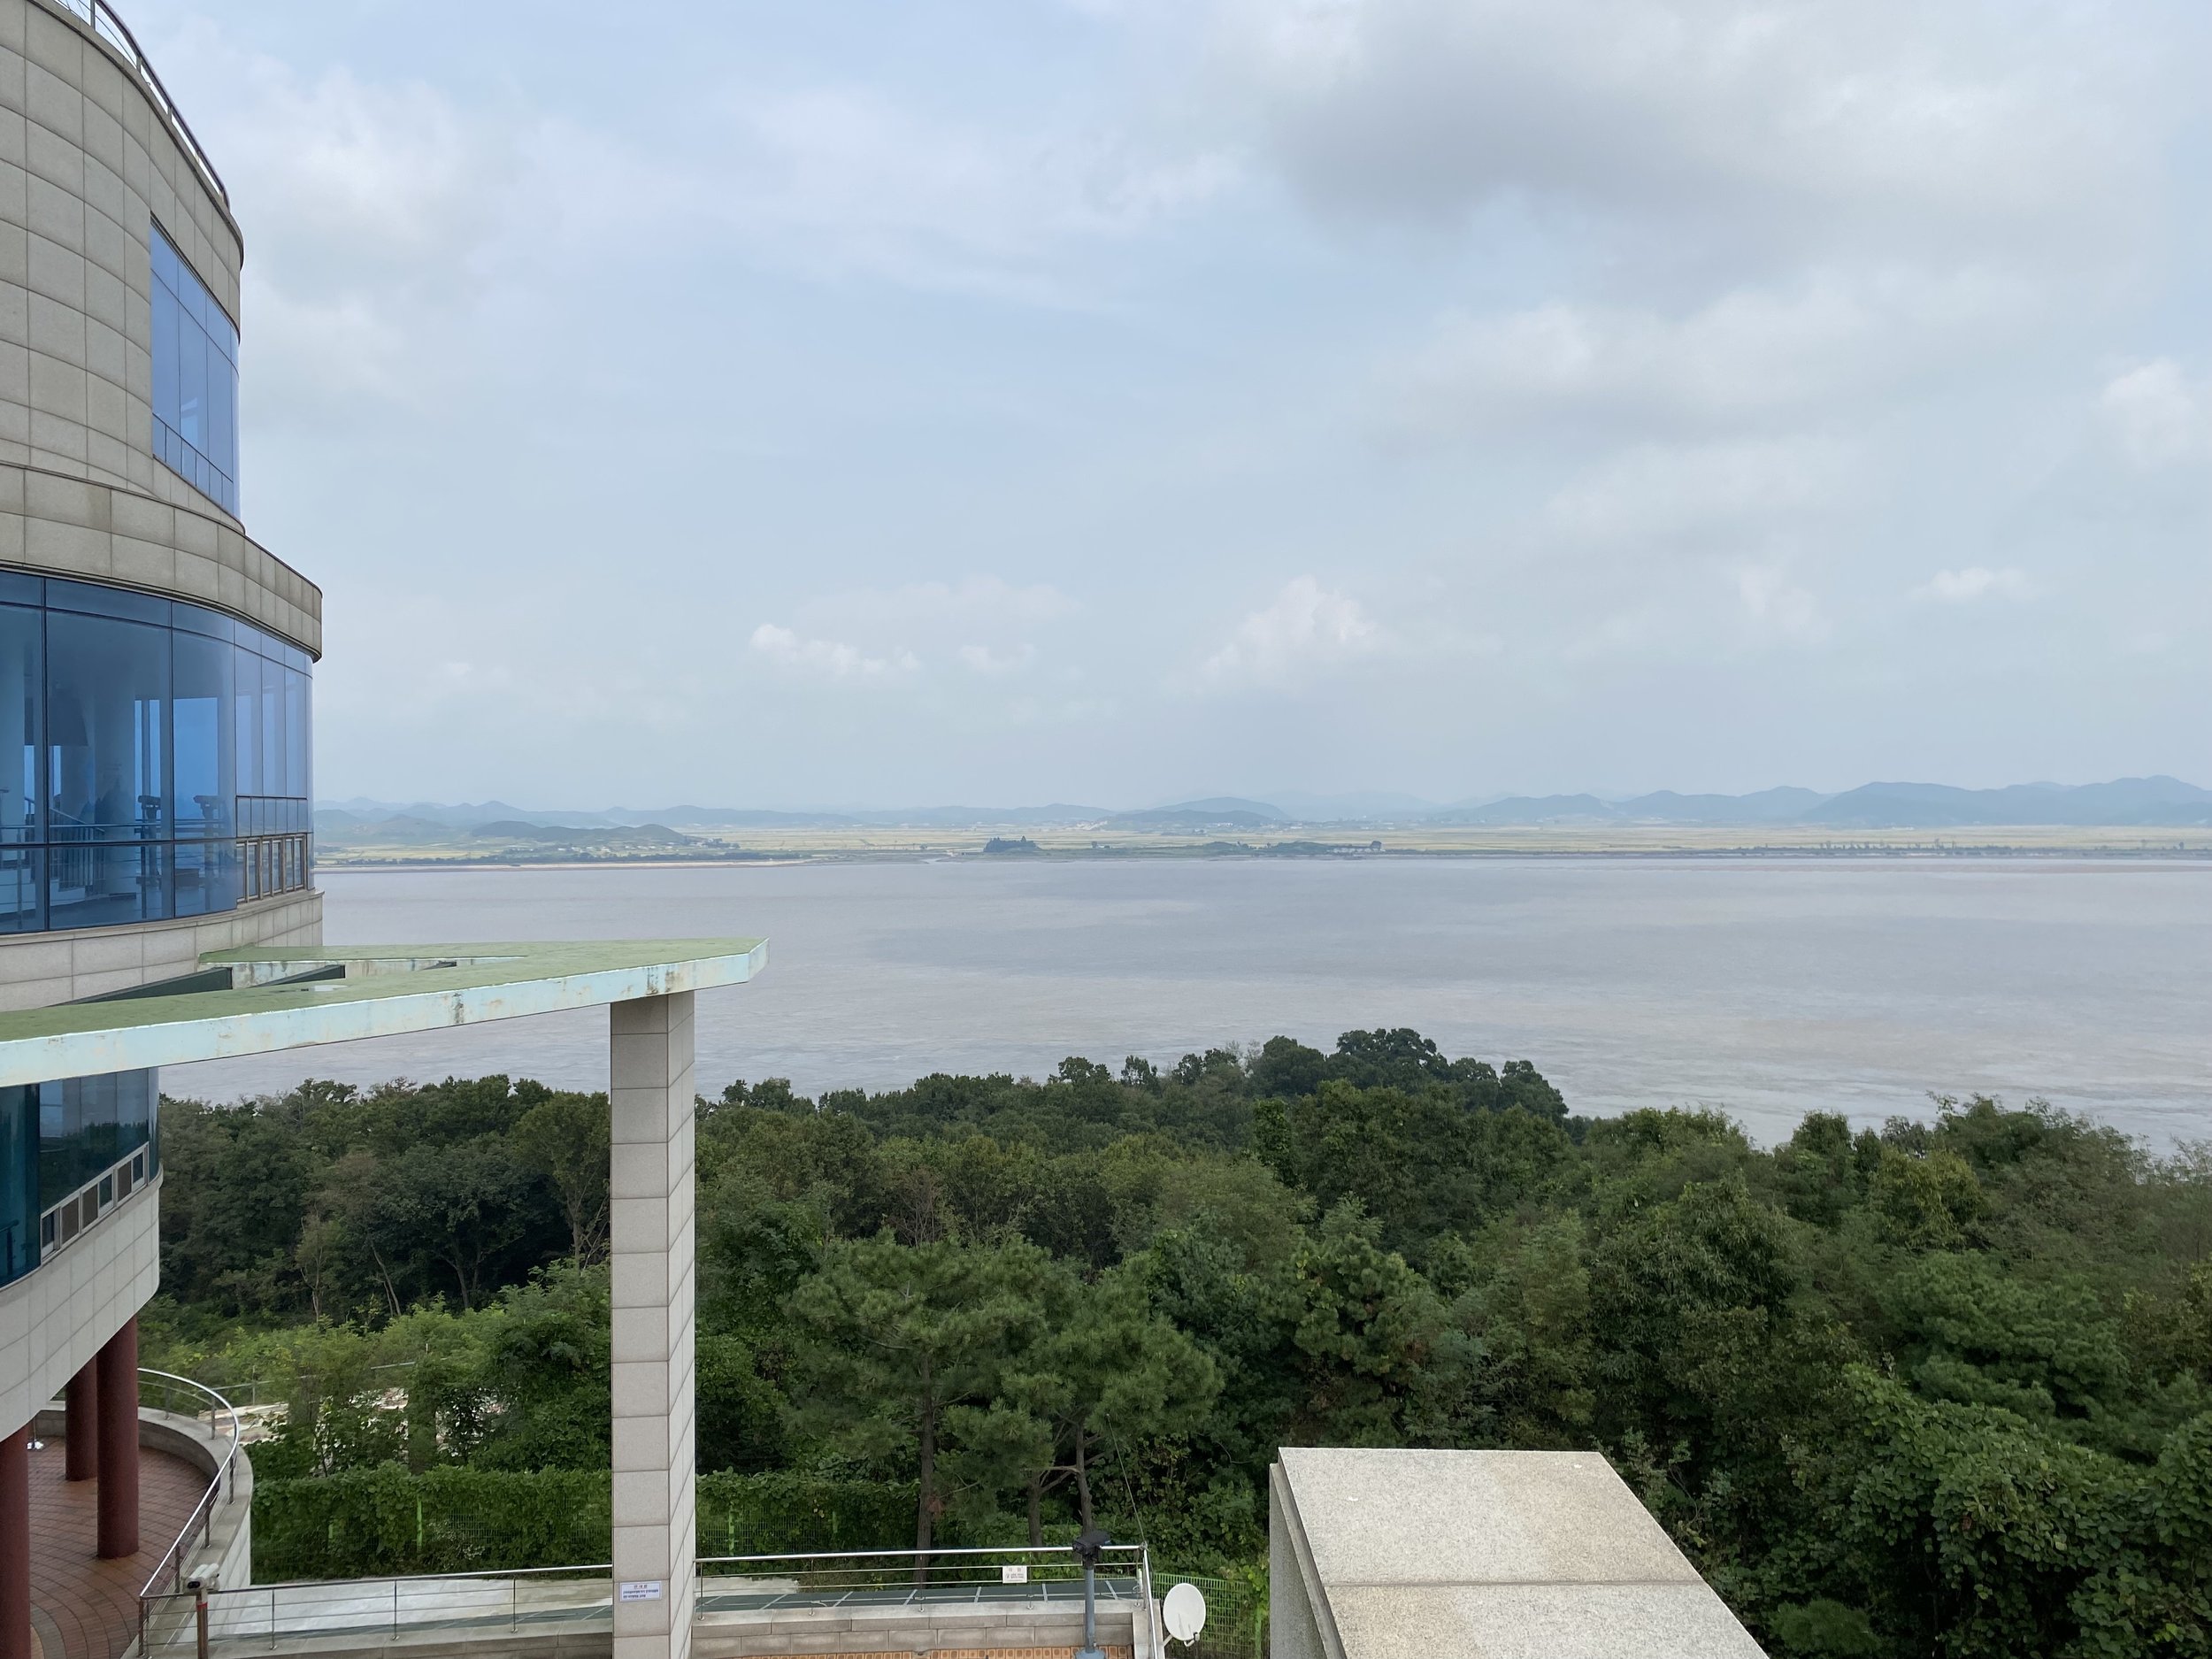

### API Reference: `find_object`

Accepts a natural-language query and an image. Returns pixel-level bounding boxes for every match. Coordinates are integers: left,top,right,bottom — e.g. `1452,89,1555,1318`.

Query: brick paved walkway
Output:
27,1439,209,1659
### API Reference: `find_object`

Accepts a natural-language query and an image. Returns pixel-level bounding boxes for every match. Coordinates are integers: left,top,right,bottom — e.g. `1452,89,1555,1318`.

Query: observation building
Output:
0,0,319,1650
0,11,764,1659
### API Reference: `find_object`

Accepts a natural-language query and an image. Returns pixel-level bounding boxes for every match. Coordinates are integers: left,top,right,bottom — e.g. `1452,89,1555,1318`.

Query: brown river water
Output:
163,857,2212,1149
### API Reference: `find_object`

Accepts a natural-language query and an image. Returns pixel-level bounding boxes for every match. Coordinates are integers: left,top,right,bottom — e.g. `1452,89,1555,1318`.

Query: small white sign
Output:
618,1580,664,1602
1001,1563,1030,1585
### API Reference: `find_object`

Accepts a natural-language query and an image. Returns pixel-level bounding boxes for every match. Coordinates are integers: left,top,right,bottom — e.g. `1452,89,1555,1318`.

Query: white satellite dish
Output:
1163,1581,1208,1644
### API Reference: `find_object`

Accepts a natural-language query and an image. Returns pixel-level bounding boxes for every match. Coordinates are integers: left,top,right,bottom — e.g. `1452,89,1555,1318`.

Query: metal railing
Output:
240,832,311,899
139,1565,616,1655
695,1541,1151,1604
136,1545,1160,1655
38,1144,151,1259
136,1371,243,1613
42,0,231,208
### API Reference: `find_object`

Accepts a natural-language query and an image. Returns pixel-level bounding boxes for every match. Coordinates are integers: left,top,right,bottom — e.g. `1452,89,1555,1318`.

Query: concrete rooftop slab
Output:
1327,1583,1767,1659
1272,1448,1767,1659
0,940,768,1086
1276,1448,1701,1587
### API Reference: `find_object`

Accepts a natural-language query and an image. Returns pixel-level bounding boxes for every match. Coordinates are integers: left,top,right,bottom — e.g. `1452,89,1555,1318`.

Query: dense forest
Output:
149,1032,2212,1657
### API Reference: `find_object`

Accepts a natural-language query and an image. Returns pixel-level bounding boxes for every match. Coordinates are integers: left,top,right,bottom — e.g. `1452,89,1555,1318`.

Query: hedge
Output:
252,1467,920,1579
695,1471,918,1560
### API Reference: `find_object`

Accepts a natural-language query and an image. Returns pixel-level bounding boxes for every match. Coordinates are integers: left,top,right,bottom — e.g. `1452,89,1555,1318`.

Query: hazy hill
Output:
1158,796,1291,822
469,821,695,848
1809,776,2212,828
1619,787,1832,823
1261,790,1441,819
1430,794,1621,826
319,777,2212,834
1104,804,1285,831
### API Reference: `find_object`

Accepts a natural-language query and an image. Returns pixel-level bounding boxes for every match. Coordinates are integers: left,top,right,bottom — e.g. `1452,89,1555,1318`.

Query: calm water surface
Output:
165,859,2212,1148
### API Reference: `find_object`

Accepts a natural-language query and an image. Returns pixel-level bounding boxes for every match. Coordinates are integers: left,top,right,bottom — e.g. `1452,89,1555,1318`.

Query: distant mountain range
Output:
317,777,2212,836
1404,778,2212,829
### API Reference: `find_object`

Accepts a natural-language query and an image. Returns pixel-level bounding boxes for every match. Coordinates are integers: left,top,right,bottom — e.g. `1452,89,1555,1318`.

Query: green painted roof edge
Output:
0,938,767,1087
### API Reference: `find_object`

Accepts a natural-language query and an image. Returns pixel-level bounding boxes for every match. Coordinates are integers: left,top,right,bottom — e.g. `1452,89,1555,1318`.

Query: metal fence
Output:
1153,1571,1269,1658
140,1545,1166,1655
694,1541,1152,1607
139,1564,616,1655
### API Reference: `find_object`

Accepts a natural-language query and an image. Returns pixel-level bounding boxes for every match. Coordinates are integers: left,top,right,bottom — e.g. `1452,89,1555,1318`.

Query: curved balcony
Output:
22,1369,251,1659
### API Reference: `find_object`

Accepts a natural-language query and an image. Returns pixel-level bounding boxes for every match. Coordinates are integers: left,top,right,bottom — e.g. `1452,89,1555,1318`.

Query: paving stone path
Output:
27,1440,207,1659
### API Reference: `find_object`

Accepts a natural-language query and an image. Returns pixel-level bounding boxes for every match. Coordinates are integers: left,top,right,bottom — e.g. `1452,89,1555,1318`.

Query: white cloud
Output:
749,624,920,680
187,24,1233,437
1915,567,2034,604
812,578,1075,634
163,35,548,425
1735,562,1822,640
957,643,1039,675
1221,0,2154,253
2099,360,2212,470
134,2,2212,806
1202,577,1384,686
703,84,1238,297
1545,436,1853,544
739,579,1074,688
1392,272,2032,436
217,67,517,277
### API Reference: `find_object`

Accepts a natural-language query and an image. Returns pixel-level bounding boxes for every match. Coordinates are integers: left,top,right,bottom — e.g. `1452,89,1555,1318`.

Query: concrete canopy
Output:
0,940,768,1087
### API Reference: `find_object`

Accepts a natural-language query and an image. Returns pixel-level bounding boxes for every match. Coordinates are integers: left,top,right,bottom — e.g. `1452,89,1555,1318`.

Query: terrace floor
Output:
27,1438,209,1659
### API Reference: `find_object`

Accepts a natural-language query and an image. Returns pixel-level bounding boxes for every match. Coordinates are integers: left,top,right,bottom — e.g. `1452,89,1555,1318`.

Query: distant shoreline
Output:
313,841,2212,873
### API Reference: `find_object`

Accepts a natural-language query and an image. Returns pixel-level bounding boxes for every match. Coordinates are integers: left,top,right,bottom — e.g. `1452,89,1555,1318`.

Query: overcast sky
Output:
131,0,2212,809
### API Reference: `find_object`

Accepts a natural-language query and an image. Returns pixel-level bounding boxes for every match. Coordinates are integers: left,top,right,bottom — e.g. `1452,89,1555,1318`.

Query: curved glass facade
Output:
0,1069,157,1288
0,572,311,933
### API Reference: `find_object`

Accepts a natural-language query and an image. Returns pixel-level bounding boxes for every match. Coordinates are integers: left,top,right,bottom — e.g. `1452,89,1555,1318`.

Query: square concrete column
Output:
610,993,697,1659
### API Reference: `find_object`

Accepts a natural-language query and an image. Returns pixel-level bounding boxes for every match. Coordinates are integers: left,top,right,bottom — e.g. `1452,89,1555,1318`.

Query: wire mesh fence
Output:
1153,1571,1269,1659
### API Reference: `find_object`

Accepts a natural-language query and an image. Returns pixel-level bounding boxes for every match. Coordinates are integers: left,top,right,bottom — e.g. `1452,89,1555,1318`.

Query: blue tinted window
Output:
0,1068,157,1289
0,607,38,938
173,603,234,642
45,611,171,926
178,319,207,450
173,630,232,836
0,1085,34,1283
0,579,310,935
46,578,171,626
234,641,262,796
149,222,239,517
36,1070,157,1213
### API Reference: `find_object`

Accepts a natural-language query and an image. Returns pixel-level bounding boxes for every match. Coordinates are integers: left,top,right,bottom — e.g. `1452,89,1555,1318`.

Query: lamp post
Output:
1073,1527,1109,1659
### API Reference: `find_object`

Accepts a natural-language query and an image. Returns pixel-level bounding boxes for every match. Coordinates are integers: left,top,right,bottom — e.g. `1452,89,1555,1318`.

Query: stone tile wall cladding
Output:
0,1175,155,1433
0,888,322,1010
0,0,319,657
0,464,320,654
0,0,237,503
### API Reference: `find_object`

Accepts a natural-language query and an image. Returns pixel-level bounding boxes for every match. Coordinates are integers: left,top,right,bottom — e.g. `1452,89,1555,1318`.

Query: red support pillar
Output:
65,1361,97,1482
96,1319,138,1560
0,1425,29,1659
